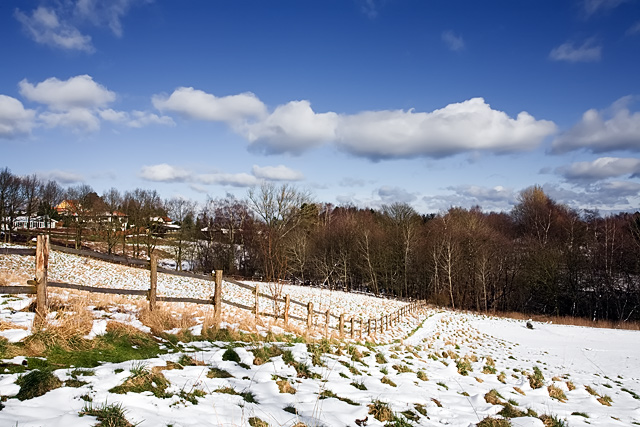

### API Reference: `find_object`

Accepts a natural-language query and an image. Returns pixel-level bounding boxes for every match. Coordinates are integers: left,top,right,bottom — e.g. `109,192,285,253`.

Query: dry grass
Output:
548,384,567,402
0,320,27,331
137,304,197,334
276,378,296,394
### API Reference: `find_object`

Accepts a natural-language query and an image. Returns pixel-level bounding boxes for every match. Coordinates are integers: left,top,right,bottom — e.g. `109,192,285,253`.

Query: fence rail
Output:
1,236,426,338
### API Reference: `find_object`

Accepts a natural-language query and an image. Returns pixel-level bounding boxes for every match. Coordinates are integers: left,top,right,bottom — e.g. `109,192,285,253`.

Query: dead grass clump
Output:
513,387,525,395
276,379,296,394
368,399,394,422
566,381,575,391
548,385,567,402
597,395,612,406
138,305,196,334
484,389,504,405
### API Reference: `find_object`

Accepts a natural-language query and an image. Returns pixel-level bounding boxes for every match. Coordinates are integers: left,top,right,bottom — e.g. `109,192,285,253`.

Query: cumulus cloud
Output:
336,98,556,160
245,101,338,155
556,157,640,182
19,75,116,111
551,97,640,153
152,89,555,159
251,165,304,181
140,164,192,182
39,109,101,133
549,39,602,63
100,109,175,128
152,87,266,123
197,173,259,187
15,6,94,52
0,95,36,139
442,30,465,51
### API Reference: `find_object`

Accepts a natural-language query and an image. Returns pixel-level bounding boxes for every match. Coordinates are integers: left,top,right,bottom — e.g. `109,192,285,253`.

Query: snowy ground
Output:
1,245,640,426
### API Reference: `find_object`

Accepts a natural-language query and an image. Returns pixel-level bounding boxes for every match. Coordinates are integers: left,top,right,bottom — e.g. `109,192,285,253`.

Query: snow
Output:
1,245,640,426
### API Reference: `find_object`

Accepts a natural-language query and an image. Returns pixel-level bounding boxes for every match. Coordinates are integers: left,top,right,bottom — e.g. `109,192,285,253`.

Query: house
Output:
12,215,59,229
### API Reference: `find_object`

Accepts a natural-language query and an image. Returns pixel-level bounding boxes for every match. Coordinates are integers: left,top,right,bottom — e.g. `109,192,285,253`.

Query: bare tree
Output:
100,188,124,255
248,182,311,314
166,196,197,271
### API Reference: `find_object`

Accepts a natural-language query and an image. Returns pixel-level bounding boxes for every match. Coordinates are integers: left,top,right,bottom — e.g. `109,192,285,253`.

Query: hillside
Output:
1,246,640,426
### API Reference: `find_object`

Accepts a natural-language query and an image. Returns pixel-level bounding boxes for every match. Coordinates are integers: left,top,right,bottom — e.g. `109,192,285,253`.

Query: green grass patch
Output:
15,369,62,400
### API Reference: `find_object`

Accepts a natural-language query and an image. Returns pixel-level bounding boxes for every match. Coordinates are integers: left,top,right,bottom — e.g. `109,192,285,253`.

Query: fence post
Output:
284,295,290,326
379,316,383,333
367,318,372,336
339,314,345,337
307,302,313,330
350,317,354,339
34,234,49,327
254,283,260,321
325,310,330,337
149,251,157,311
359,319,363,340
213,270,223,328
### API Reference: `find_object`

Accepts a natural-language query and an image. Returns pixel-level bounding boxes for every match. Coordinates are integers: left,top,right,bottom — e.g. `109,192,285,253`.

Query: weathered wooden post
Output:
213,270,223,328
359,319,363,340
367,318,372,336
254,283,260,321
350,317,355,339
339,313,345,337
34,234,49,327
379,316,383,333
307,302,313,330
325,310,330,337
284,295,290,326
149,251,157,311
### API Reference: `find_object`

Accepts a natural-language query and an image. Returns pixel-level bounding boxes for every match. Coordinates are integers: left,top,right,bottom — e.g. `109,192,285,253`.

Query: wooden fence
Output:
1,235,426,338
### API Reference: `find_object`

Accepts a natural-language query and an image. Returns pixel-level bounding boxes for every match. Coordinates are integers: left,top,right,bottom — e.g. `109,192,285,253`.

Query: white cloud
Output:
251,165,304,181
152,87,266,123
197,173,259,187
140,164,192,182
99,108,128,122
38,169,84,184
549,39,602,63
336,98,556,160
39,109,101,133
126,111,175,128
551,97,640,153
377,186,418,205
19,75,115,111
14,6,94,52
442,30,465,51
245,101,338,154
0,95,36,139
74,0,147,37
557,157,640,182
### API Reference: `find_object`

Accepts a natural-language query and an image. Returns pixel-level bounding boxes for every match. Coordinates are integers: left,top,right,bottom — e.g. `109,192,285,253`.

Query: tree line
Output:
1,167,639,322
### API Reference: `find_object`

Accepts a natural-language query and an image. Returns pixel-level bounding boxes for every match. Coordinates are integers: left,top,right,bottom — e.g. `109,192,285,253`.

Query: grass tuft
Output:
15,369,62,400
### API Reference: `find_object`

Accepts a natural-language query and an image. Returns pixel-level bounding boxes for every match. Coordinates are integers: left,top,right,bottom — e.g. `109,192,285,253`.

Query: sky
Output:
1,0,640,214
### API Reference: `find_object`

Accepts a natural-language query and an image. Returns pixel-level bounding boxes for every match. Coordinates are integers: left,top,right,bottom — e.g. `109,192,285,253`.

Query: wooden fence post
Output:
34,234,49,327
213,270,222,328
149,251,157,311
339,314,345,337
359,319,363,340
307,302,313,330
254,283,260,321
350,317,354,339
367,318,372,336
325,310,330,337
284,295,290,326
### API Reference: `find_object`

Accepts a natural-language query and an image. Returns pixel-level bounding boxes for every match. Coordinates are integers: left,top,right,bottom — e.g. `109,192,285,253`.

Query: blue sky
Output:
1,0,640,214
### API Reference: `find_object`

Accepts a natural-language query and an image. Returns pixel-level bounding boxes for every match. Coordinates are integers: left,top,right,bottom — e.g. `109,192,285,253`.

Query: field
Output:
1,246,640,426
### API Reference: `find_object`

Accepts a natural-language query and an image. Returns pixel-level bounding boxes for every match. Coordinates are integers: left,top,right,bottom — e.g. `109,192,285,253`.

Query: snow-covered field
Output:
1,245,640,426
